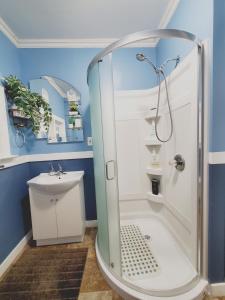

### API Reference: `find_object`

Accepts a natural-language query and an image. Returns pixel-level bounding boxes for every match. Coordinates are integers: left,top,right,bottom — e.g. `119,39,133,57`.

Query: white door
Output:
56,186,83,238
29,188,58,240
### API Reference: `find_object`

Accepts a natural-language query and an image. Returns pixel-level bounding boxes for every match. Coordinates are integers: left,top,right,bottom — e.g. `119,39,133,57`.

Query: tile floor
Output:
2,227,224,300
77,228,122,300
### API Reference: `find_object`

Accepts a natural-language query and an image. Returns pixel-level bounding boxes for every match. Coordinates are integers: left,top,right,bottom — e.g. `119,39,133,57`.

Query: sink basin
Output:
27,171,84,194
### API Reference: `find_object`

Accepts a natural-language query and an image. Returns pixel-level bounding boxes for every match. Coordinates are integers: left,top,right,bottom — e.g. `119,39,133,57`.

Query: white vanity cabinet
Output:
28,171,85,246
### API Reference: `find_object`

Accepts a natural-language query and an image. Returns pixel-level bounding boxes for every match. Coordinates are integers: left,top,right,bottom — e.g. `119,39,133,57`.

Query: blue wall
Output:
212,0,225,152
0,163,30,264
157,0,213,72
112,47,157,90
208,0,225,282
208,164,225,282
0,32,21,78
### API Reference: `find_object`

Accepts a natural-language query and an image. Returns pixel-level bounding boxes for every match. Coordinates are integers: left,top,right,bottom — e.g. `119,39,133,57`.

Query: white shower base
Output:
120,216,197,291
95,214,208,299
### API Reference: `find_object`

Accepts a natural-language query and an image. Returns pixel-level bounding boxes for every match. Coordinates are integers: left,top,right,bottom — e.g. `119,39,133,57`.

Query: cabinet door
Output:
56,185,84,238
29,188,58,240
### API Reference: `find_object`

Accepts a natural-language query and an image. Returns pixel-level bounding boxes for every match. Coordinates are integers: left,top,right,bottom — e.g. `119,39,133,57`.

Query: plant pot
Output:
10,105,30,119
69,111,78,116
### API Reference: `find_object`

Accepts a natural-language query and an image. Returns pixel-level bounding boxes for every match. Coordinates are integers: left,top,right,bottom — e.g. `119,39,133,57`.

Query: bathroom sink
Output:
27,171,84,194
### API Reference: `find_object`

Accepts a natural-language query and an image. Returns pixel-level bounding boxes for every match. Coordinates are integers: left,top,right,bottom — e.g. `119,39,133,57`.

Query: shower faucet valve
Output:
169,154,185,171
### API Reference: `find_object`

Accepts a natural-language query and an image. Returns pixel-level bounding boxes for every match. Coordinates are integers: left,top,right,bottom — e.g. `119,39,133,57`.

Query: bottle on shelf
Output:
151,149,160,168
151,178,160,195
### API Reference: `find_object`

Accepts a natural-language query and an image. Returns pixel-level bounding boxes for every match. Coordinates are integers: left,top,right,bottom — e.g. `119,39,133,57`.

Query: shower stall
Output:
87,29,208,299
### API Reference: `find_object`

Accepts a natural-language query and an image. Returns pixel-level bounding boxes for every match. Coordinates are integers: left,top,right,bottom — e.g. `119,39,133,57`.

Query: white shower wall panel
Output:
114,46,199,266
162,47,199,265
114,89,157,203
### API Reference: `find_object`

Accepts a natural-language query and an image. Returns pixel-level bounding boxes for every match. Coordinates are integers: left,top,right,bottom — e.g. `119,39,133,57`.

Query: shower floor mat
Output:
120,224,160,280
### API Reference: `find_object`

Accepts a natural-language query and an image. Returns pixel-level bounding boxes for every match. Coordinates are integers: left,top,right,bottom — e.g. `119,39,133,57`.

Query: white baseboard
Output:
36,235,83,246
0,230,32,278
85,220,97,227
210,283,225,297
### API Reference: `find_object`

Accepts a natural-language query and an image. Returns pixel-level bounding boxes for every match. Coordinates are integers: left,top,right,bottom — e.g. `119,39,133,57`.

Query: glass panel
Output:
98,54,121,275
89,56,121,275
88,63,110,265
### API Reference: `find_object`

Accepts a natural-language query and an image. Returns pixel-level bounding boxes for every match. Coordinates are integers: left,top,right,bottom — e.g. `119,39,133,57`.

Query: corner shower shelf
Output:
144,110,162,120
145,138,162,146
147,192,164,204
146,167,163,176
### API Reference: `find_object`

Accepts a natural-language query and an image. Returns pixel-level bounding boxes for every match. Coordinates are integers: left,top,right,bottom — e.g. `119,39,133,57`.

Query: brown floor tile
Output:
78,290,112,300
112,290,124,300
0,227,125,300
80,257,110,293
87,247,96,259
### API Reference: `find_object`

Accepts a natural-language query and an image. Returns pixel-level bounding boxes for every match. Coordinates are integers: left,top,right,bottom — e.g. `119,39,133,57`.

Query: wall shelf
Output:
144,110,162,120
145,138,162,146
147,192,164,204
146,167,163,176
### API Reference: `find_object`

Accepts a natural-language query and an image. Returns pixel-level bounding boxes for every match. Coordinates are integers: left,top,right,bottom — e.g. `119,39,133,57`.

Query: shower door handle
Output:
106,160,115,180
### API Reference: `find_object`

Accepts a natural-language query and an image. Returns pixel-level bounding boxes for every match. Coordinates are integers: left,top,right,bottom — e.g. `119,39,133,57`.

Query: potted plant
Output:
2,75,52,134
68,116,75,129
69,102,78,115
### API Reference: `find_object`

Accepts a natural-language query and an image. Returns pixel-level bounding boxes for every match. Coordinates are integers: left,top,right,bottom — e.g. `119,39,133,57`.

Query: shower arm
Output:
159,56,181,71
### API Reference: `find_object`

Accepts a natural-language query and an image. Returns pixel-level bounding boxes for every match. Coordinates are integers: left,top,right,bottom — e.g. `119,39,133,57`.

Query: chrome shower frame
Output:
87,28,207,297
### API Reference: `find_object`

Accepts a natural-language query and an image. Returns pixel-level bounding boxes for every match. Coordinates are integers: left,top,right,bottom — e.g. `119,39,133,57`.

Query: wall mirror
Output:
29,76,83,143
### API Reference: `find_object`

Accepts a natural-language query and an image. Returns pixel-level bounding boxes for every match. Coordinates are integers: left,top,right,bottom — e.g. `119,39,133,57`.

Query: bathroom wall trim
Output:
210,283,225,297
0,151,94,169
0,1,179,49
0,230,32,278
158,0,180,30
85,220,98,227
208,152,225,164
17,38,156,49
0,17,18,46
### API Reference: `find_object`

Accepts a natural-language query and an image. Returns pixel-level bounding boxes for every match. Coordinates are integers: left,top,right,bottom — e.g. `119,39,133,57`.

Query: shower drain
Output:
144,234,151,240
120,224,160,280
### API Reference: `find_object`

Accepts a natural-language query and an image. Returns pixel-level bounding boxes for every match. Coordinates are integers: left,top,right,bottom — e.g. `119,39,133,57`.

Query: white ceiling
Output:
0,0,177,42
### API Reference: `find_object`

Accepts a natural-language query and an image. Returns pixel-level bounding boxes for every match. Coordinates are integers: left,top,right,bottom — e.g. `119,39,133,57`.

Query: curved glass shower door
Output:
88,54,121,275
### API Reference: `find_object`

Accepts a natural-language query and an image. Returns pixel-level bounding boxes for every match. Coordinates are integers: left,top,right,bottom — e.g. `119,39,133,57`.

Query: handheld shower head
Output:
136,53,158,72
136,53,146,62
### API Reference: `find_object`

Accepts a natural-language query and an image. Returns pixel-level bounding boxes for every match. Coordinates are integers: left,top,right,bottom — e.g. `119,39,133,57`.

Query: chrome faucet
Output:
49,162,66,176
56,163,66,176
48,162,56,176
